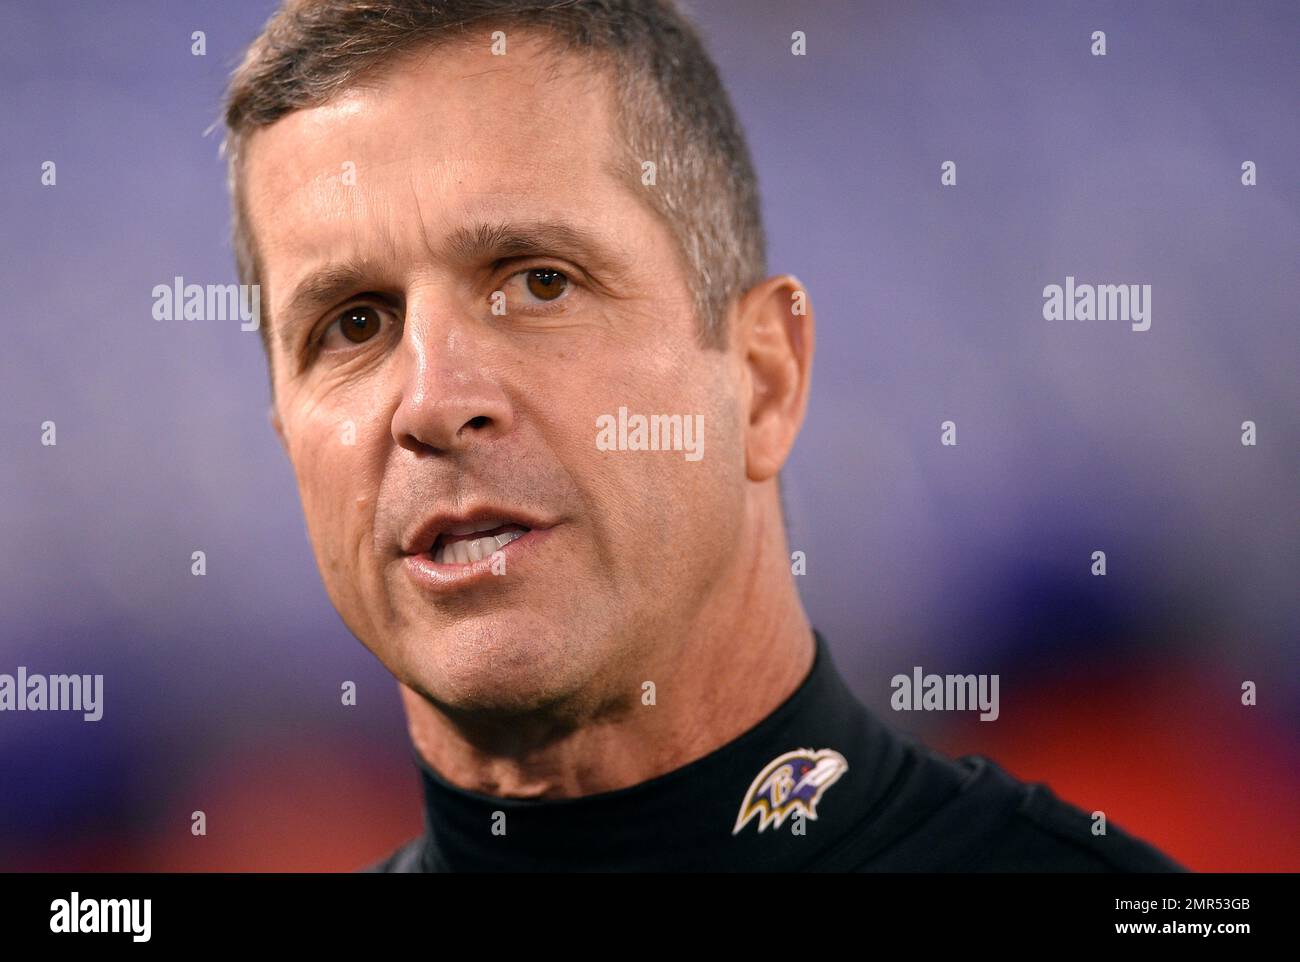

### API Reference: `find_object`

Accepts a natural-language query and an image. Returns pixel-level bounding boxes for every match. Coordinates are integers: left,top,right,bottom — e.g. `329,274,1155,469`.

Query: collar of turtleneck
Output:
409,629,908,871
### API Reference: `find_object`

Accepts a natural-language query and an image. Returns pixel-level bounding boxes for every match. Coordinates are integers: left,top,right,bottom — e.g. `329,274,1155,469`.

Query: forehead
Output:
240,35,636,304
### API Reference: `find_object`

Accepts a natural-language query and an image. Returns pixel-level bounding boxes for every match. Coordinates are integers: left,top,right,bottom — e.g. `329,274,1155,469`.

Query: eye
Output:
520,268,569,302
324,305,384,348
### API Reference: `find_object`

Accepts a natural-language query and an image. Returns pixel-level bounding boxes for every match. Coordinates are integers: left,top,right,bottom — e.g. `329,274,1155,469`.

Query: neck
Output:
400,484,813,799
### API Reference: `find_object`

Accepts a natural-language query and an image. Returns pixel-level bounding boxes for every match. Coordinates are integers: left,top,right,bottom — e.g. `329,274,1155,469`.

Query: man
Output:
221,0,1185,872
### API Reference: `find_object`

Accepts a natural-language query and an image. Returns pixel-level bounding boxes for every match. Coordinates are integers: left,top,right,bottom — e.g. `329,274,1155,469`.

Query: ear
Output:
734,274,815,482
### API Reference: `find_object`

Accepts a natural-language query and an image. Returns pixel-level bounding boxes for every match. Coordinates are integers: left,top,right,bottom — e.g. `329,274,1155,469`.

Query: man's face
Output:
242,37,748,716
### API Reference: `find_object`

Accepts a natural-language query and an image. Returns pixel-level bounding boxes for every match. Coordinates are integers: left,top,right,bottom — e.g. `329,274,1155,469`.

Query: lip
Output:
401,506,556,556
399,506,558,593
401,524,556,593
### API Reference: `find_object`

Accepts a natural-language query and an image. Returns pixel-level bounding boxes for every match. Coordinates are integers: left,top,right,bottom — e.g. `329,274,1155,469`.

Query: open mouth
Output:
427,520,531,565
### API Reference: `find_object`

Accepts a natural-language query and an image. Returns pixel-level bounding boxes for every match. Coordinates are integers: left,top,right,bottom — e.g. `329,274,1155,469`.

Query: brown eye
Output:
338,305,382,343
525,268,568,301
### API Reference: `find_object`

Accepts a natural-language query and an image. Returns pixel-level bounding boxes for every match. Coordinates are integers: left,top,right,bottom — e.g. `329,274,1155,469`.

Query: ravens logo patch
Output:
733,748,849,834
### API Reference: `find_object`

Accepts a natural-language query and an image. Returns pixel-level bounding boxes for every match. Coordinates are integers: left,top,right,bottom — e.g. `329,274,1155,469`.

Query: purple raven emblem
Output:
732,748,849,834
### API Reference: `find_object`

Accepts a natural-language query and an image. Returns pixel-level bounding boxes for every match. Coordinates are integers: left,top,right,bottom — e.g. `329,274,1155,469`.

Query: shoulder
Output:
938,754,1188,872
358,836,427,873
854,749,1188,872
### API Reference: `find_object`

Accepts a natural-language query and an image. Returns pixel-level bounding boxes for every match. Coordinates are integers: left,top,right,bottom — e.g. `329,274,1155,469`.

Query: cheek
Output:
284,405,383,579
661,367,746,534
586,361,743,560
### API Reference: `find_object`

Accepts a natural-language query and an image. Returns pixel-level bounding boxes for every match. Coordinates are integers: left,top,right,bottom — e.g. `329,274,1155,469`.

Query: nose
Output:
389,308,514,455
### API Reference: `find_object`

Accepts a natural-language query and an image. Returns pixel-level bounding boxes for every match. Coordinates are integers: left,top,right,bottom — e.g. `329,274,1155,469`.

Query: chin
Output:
398,613,603,717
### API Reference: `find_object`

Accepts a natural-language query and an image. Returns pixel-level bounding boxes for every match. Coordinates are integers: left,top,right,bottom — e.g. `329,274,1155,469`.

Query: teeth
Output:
435,529,525,565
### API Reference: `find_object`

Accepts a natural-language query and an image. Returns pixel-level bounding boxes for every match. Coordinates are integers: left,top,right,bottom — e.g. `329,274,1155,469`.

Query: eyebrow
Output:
447,220,626,270
277,262,375,352
276,219,634,354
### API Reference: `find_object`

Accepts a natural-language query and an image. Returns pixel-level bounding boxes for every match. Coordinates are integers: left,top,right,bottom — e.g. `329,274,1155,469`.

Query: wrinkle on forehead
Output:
243,36,623,251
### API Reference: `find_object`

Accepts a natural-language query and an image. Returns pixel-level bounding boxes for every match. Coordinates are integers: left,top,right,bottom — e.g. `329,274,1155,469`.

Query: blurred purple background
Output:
2,0,1296,870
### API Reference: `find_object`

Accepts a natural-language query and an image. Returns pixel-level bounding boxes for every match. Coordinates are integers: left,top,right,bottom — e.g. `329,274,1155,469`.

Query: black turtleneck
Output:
365,630,1186,872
